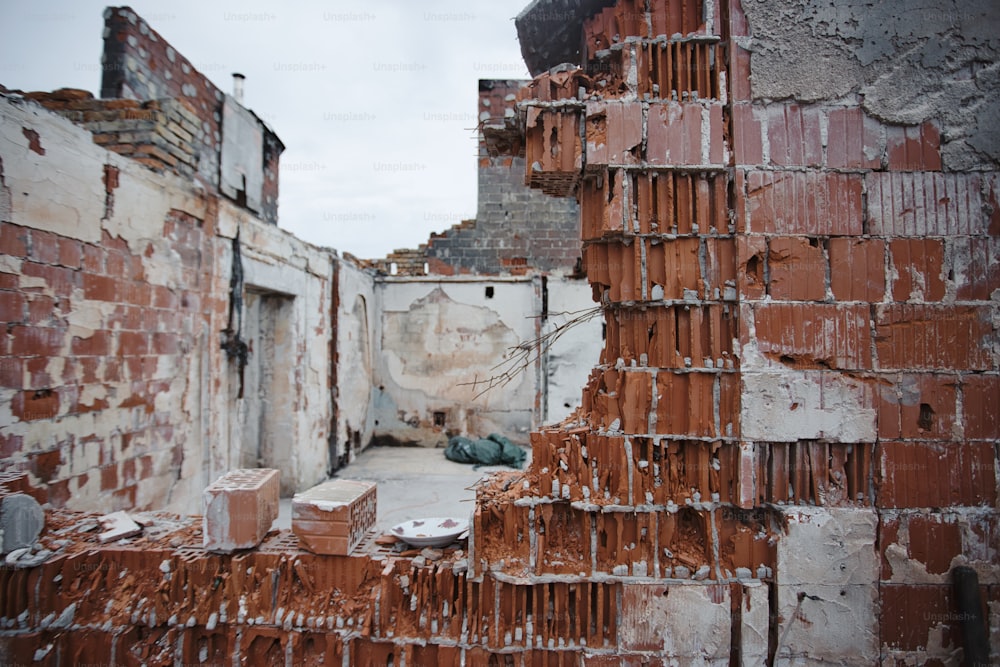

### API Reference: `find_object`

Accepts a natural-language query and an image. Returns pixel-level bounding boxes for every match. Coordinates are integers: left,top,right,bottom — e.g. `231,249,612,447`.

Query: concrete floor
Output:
276,445,530,532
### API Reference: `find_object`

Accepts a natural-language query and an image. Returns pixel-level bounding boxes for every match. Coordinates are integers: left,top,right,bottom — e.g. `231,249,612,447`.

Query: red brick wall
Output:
728,0,997,656
100,6,282,224
0,205,224,510
100,7,223,191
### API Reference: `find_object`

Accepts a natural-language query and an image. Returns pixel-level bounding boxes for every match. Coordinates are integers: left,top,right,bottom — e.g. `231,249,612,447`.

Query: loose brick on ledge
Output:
292,479,377,556
202,468,279,553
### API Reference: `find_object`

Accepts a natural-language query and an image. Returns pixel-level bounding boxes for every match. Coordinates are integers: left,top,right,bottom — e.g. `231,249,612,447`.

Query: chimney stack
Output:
232,72,246,104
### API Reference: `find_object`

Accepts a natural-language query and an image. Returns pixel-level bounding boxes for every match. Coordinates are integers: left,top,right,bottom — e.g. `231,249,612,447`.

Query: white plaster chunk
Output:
775,583,878,665
777,507,878,587
618,584,731,659
67,301,115,335
741,582,770,665
0,99,123,243
98,510,142,543
0,254,22,275
741,370,876,442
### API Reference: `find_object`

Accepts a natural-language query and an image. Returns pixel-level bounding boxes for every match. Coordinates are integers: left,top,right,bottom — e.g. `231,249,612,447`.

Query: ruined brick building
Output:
1,0,998,664
0,5,601,514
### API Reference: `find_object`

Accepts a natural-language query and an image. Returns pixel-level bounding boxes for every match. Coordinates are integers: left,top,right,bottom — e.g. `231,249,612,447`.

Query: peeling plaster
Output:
742,0,1000,170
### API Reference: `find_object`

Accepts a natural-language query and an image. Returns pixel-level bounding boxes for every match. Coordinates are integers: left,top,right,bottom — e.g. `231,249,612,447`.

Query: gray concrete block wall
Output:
424,159,581,275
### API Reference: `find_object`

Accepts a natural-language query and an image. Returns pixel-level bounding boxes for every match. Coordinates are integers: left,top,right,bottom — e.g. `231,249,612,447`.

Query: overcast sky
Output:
0,0,534,259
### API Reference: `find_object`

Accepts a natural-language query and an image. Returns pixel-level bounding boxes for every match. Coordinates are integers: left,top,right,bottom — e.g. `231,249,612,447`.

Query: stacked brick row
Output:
375,244,434,276
23,89,201,178
473,468,775,582
0,509,757,664
477,2,781,662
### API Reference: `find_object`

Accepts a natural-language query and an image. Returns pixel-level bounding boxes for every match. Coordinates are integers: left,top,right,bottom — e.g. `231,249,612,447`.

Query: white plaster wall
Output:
774,507,880,665
374,277,540,444
335,256,377,465
542,277,603,425
0,95,334,511
217,203,333,496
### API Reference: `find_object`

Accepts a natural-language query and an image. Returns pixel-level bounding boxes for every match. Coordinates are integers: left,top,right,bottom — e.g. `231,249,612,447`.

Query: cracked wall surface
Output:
0,92,337,514
0,0,997,665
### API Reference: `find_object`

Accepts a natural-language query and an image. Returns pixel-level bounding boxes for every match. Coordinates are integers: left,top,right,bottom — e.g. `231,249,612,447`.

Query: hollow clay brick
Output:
202,468,279,553
292,479,377,556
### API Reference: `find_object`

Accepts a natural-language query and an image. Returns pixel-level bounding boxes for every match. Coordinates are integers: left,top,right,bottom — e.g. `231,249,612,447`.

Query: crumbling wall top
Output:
741,0,1000,169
